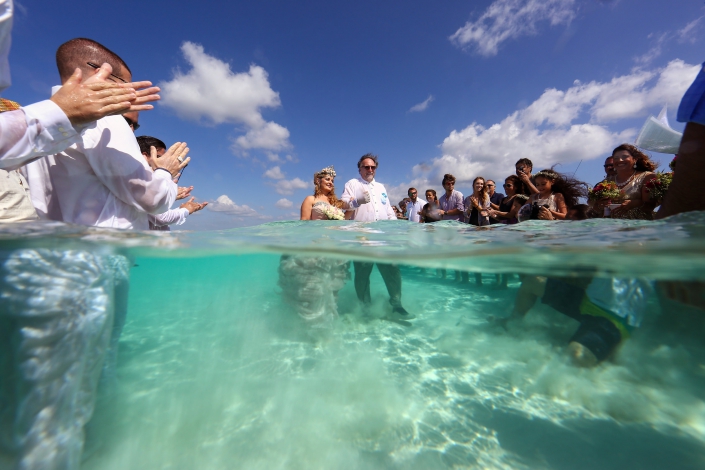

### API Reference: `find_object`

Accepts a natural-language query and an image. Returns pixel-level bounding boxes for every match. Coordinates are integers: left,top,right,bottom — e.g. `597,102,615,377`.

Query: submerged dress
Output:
277,202,350,327
607,172,655,220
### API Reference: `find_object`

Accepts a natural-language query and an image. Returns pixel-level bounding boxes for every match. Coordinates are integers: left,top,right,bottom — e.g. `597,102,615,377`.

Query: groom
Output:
342,154,410,317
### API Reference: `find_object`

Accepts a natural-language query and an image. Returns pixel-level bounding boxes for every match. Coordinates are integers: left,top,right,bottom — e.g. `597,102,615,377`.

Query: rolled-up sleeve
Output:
0,100,80,170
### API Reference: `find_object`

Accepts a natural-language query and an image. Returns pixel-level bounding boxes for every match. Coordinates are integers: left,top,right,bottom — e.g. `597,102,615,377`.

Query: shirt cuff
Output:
22,99,78,139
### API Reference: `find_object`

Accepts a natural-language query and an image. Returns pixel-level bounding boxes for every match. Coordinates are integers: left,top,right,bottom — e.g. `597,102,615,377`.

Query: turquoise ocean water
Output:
2,215,705,469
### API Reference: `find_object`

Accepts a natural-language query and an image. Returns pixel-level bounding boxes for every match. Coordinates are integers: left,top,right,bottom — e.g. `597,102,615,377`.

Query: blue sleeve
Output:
677,62,705,125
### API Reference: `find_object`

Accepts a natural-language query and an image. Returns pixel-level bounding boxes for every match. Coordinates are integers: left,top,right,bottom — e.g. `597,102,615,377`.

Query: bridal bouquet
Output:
645,171,673,202
588,181,623,202
322,205,345,220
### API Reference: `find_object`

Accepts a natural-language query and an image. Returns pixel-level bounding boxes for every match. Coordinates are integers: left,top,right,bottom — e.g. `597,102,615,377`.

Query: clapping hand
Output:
148,142,190,179
179,197,208,214
176,186,194,200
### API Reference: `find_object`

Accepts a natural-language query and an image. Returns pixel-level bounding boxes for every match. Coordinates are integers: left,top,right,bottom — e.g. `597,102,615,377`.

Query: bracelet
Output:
155,167,171,175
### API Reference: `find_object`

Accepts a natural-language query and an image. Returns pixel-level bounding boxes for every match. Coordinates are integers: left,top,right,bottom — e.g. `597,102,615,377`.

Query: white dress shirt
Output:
405,198,426,222
341,177,396,222
24,109,176,230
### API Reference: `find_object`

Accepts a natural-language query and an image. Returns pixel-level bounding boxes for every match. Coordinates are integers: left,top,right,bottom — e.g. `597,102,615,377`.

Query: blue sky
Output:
5,0,704,229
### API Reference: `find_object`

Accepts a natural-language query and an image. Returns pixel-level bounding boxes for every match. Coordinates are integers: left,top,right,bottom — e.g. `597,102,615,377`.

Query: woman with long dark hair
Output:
519,169,587,221
489,175,526,224
606,144,657,220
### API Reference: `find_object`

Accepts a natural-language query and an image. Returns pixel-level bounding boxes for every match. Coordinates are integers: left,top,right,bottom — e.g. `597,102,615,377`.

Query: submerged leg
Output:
0,249,114,470
352,261,374,305
511,276,547,319
377,263,402,308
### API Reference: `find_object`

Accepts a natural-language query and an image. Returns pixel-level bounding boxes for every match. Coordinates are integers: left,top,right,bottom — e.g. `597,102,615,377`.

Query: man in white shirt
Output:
24,38,188,230
405,187,426,223
136,135,207,230
0,37,173,470
342,154,410,318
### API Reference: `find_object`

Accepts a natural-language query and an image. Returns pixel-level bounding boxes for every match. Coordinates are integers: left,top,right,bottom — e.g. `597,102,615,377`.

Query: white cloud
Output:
409,95,435,113
450,0,576,56
678,15,704,43
403,59,698,190
160,42,291,152
634,32,669,66
275,198,294,209
275,178,309,195
207,195,259,216
263,166,285,180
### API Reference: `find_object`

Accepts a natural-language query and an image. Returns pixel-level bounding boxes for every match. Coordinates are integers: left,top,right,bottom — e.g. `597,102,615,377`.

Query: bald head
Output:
56,38,132,83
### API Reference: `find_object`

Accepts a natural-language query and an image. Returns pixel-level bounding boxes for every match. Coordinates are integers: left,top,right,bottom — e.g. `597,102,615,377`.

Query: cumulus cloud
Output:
275,198,294,209
405,59,698,190
207,195,259,217
409,95,435,113
160,42,290,152
275,178,309,195
450,0,577,56
263,166,285,180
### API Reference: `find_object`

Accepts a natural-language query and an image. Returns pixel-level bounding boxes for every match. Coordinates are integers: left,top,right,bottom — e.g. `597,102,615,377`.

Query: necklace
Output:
615,171,636,189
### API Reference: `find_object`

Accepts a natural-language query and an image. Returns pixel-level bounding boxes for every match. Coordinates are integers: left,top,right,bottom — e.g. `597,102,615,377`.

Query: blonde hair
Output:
313,171,343,208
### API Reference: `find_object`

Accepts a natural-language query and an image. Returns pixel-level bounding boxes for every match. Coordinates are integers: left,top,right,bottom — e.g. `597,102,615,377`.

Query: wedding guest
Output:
486,180,504,224
405,188,426,222
136,136,207,230
515,158,538,194
420,189,442,222
488,175,522,224
342,154,411,318
438,173,464,221
607,144,657,220
24,38,188,229
603,156,617,179
521,169,586,221
464,176,491,226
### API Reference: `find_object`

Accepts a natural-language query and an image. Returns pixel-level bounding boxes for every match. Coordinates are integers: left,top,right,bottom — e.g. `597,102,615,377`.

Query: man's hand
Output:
150,142,190,179
179,197,208,214
50,65,138,126
356,190,371,205
82,64,160,112
176,186,194,200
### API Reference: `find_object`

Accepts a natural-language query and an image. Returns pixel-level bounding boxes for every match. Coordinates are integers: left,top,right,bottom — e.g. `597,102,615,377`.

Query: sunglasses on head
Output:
86,62,127,83
124,116,140,131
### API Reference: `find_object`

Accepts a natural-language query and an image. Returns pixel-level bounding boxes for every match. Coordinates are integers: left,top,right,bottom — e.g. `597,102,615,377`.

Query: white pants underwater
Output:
0,249,115,470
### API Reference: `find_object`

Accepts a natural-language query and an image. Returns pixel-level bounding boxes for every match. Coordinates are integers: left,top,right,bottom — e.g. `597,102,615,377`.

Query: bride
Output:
278,166,353,327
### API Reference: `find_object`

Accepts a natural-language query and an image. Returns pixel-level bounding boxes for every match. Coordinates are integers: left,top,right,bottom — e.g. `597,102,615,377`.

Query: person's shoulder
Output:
454,190,464,198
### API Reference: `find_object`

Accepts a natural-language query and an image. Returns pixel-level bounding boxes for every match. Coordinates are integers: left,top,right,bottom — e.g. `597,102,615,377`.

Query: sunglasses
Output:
86,62,128,83
486,184,495,187
361,165,376,170
503,183,513,187
604,164,614,168
124,116,140,131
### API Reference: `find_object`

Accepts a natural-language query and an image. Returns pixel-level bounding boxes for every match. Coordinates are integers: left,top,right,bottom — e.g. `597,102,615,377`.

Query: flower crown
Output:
316,166,336,178
534,170,558,180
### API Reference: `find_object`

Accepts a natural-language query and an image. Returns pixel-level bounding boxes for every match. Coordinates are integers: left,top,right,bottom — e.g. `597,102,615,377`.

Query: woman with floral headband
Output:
299,166,351,220
279,166,352,329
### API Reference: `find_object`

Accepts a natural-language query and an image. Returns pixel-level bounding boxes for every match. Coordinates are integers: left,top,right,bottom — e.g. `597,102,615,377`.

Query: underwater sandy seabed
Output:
79,252,705,470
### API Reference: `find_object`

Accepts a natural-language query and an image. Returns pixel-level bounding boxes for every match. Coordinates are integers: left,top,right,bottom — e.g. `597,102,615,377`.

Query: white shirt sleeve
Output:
82,117,176,215
0,101,80,170
0,0,13,93
341,179,358,208
384,188,396,220
151,207,189,227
